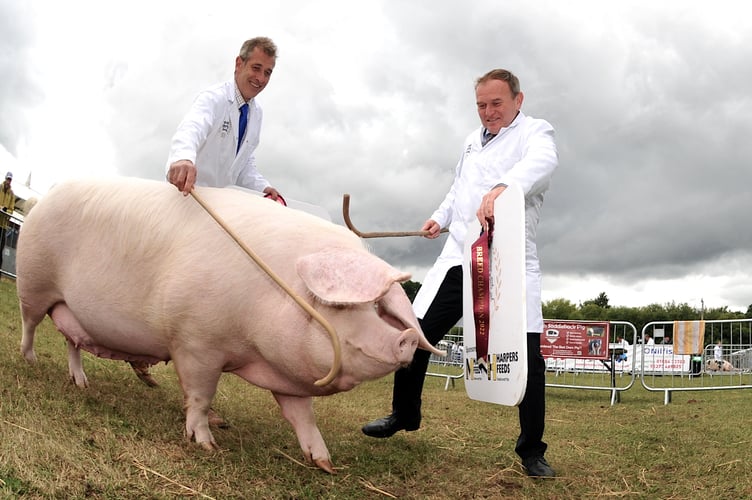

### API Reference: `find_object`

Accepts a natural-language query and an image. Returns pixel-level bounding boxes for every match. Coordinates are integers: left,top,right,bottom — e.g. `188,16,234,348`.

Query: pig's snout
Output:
395,328,420,364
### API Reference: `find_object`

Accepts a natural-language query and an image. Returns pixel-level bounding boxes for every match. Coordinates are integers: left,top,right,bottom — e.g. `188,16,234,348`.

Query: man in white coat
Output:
140,38,281,413
361,69,558,478
166,37,281,200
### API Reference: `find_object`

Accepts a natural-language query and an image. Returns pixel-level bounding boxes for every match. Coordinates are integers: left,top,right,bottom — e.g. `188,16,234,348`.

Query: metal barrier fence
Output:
1,212,23,279
426,333,464,390
426,322,640,405
426,319,752,404
640,319,752,404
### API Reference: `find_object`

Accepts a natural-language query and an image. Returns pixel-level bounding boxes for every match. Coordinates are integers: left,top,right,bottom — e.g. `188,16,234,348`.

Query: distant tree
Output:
664,301,699,320
542,298,577,320
747,304,752,318
583,292,610,309
606,305,633,322
401,280,422,303
579,303,607,320
704,305,743,321
607,305,640,343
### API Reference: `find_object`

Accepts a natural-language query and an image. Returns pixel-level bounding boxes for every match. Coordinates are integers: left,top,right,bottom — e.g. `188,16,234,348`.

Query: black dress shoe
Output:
522,456,556,478
361,413,420,438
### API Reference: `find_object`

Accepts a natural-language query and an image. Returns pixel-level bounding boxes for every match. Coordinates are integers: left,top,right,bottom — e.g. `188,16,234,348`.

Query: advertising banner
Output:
541,321,611,360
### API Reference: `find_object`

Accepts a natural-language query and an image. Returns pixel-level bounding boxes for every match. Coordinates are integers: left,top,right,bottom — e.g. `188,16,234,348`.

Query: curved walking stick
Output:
191,189,341,387
342,194,448,238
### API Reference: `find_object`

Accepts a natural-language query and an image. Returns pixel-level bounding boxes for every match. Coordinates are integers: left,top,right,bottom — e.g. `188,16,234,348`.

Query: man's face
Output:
234,47,276,101
3,177,10,188
476,79,524,135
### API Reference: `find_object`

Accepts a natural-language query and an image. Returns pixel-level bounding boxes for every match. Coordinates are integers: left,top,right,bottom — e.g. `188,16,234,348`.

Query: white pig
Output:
17,177,442,473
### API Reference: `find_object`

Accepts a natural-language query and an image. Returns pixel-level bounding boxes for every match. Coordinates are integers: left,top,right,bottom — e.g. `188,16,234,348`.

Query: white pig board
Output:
228,186,331,221
461,183,528,406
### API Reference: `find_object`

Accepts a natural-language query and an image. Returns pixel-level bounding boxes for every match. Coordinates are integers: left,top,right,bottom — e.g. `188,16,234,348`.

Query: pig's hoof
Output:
199,441,218,451
69,373,89,388
21,350,37,364
314,458,336,474
208,408,229,428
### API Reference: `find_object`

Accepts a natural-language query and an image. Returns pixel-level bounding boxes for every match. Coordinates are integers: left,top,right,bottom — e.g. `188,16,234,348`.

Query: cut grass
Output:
1,278,751,498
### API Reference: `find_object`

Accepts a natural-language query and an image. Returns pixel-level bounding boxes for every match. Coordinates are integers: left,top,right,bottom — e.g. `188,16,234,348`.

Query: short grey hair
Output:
239,37,278,60
476,69,520,96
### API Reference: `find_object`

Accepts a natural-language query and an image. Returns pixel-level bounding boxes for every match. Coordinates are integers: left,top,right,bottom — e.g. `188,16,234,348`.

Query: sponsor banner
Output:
546,357,621,372
541,321,610,360
545,344,691,373
639,344,691,372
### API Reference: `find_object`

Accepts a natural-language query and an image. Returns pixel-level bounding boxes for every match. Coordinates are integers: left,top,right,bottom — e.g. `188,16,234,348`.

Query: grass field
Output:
1,278,751,499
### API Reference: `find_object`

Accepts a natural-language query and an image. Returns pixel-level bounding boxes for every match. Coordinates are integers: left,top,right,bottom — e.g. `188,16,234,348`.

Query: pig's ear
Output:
296,248,411,305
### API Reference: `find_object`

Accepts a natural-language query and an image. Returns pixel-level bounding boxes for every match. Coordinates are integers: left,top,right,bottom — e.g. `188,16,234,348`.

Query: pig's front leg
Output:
273,393,334,474
174,359,222,451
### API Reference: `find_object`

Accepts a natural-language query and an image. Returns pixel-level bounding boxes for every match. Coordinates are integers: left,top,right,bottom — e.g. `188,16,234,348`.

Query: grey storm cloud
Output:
2,0,750,310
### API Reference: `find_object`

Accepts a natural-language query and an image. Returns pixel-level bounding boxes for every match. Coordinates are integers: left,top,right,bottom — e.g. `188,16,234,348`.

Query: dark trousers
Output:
391,265,548,460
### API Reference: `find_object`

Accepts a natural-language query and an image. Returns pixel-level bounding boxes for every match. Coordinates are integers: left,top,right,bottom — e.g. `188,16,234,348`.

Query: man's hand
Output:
421,219,442,239
263,186,281,200
476,184,507,231
167,160,197,196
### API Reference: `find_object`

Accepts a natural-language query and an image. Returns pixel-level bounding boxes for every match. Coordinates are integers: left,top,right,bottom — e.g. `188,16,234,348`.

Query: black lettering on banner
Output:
497,363,510,374
465,351,520,381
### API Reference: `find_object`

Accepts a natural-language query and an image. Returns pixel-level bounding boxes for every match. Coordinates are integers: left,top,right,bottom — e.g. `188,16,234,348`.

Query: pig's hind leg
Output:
19,299,47,364
273,393,335,474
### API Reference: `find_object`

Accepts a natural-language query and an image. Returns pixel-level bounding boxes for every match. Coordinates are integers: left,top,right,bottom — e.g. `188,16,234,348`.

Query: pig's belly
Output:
50,302,170,364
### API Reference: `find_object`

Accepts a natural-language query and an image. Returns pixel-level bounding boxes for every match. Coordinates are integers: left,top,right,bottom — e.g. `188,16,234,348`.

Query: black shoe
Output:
522,456,556,478
361,413,420,438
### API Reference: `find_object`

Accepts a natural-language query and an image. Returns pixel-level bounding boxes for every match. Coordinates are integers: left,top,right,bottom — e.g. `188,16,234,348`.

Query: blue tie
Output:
237,103,249,154
482,129,495,146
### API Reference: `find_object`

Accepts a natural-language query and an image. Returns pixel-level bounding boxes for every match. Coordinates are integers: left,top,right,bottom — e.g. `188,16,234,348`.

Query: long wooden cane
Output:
190,189,341,387
342,194,449,238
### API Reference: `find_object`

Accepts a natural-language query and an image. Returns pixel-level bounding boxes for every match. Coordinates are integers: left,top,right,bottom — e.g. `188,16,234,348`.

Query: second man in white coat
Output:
166,36,282,200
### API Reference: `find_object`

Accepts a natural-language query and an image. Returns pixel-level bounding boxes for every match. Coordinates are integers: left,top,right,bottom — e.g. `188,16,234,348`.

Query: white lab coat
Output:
166,81,270,191
714,344,722,361
412,112,558,333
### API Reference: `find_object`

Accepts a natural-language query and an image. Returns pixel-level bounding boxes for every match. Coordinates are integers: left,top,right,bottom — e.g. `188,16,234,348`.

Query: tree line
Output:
401,282,752,342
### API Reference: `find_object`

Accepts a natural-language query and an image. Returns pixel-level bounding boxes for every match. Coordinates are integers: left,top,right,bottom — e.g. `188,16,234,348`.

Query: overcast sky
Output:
2,0,751,312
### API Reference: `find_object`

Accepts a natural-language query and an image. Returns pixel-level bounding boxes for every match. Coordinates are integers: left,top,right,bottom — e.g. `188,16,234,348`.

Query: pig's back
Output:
17,176,364,309
18,178,198,285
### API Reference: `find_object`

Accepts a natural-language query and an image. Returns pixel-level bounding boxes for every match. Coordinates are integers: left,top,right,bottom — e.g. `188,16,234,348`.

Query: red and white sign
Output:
541,321,611,360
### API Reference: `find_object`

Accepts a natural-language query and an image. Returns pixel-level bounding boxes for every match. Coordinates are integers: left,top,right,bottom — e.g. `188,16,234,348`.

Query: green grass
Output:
1,278,751,499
